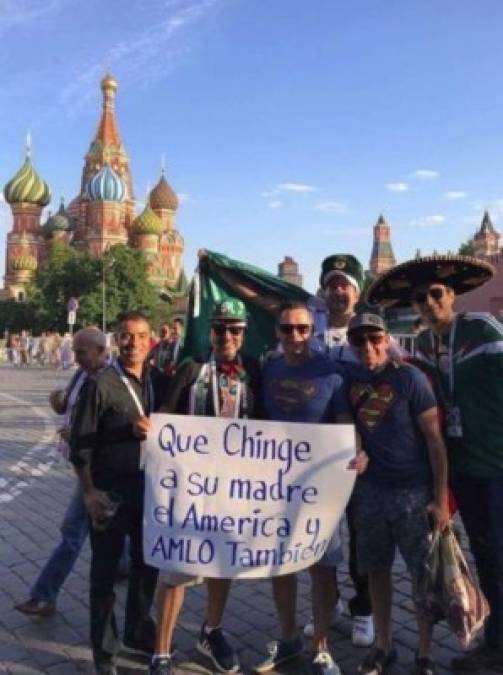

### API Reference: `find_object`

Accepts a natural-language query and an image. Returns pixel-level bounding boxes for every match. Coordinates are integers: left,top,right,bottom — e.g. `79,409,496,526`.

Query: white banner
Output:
143,413,356,578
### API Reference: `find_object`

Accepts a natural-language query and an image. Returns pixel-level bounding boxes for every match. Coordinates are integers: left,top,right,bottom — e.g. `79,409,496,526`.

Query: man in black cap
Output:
345,311,449,675
368,254,503,671
306,254,375,648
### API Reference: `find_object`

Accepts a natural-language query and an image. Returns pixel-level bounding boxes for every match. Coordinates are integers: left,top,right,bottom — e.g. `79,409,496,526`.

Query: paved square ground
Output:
0,365,493,674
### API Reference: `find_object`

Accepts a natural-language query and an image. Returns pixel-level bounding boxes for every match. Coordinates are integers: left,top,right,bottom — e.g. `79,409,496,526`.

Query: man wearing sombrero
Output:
367,254,503,671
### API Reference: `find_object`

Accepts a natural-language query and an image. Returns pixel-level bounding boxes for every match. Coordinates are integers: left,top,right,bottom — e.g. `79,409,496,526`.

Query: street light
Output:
101,246,113,333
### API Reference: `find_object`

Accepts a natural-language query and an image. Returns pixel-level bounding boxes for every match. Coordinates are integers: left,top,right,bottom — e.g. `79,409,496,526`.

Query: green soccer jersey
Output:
415,312,503,478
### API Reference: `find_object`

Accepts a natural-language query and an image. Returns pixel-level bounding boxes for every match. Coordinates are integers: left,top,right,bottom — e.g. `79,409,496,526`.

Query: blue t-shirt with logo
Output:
262,352,349,423
346,361,436,488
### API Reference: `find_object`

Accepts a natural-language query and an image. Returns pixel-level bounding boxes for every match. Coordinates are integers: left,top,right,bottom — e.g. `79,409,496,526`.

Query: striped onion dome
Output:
149,172,179,211
131,204,163,235
10,254,37,271
4,157,51,206
87,165,126,202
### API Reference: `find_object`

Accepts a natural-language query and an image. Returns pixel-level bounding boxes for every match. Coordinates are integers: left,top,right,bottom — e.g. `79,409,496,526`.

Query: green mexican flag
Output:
180,250,315,361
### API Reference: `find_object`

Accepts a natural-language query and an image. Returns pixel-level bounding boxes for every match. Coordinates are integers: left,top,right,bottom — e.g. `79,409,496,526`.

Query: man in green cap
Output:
305,254,375,648
135,298,261,675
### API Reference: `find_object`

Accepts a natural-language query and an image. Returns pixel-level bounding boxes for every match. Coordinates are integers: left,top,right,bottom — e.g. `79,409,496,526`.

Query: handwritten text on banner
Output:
143,413,356,578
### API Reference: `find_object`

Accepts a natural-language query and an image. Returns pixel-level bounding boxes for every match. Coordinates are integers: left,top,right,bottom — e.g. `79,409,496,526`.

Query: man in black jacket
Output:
70,311,168,675
136,299,260,675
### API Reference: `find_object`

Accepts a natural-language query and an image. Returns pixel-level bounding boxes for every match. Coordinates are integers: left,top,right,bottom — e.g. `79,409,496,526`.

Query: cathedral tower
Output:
3,142,51,300
473,211,500,258
149,171,185,289
73,74,134,245
85,165,128,256
369,214,396,277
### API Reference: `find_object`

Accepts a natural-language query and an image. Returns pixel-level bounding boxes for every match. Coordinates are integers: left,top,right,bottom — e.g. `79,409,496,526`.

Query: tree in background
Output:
21,242,165,333
458,239,476,256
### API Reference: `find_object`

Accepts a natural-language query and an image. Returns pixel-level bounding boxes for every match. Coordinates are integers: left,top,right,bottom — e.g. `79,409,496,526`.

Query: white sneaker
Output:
351,614,375,647
303,598,344,638
311,650,341,675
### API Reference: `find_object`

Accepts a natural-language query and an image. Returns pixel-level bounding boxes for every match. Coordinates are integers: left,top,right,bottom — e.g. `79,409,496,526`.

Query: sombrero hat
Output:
366,255,495,308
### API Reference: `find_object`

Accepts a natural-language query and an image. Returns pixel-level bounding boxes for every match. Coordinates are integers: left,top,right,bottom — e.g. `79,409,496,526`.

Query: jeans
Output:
31,484,88,603
450,473,503,649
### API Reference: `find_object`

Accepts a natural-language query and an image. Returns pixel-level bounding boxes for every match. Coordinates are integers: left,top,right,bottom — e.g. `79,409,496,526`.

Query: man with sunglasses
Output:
135,298,260,675
344,312,449,675
367,254,503,671
256,300,365,675
307,254,375,649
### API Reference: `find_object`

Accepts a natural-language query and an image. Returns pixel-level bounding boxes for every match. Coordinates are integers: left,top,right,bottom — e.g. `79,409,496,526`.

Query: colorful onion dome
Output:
101,73,118,93
87,165,126,202
131,204,163,235
149,172,179,211
43,199,72,236
4,156,51,206
10,254,37,271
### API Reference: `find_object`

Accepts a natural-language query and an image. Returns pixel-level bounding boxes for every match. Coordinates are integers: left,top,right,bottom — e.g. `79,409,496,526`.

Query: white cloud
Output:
0,0,67,33
409,214,446,228
444,191,467,200
313,201,348,214
60,0,219,115
277,182,318,193
261,189,279,198
386,182,409,192
411,169,439,180
268,200,282,209
177,192,190,204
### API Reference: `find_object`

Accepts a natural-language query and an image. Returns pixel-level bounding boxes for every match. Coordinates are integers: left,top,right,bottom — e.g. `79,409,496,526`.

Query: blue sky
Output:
1,0,503,292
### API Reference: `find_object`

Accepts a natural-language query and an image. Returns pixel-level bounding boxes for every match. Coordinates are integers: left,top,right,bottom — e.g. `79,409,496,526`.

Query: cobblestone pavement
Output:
0,365,494,674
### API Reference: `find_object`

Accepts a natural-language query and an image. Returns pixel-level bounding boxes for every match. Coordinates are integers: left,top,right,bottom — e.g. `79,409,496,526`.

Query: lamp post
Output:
101,246,112,333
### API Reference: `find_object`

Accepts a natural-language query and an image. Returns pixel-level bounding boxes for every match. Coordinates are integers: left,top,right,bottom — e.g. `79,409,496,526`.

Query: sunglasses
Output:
349,332,386,347
211,324,245,336
411,287,445,304
278,323,312,336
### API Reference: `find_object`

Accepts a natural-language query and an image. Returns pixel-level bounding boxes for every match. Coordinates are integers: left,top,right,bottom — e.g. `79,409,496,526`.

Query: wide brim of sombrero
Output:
366,255,495,308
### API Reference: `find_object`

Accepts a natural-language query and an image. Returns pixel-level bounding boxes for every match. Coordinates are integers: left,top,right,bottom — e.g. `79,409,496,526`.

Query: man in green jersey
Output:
367,254,503,672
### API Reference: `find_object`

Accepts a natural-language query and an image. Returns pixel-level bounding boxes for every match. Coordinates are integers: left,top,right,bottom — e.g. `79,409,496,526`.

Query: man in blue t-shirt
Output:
255,300,366,675
345,313,449,675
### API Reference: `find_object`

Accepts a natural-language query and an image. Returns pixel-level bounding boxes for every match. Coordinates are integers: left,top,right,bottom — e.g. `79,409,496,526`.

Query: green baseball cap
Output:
211,298,248,325
320,254,364,291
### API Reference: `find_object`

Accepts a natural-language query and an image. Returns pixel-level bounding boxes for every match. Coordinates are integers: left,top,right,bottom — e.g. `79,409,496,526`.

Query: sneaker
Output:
14,599,56,618
359,647,397,674
122,636,155,657
352,614,375,647
148,657,173,675
451,645,503,671
311,650,342,675
414,653,436,675
254,636,303,673
304,598,345,638
197,623,239,673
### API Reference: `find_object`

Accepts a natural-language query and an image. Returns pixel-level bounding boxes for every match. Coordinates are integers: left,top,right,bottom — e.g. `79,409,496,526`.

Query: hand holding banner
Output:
143,413,356,578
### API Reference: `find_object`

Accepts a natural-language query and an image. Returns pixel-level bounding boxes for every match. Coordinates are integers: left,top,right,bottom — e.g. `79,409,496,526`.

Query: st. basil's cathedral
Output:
2,73,186,301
